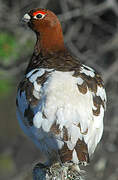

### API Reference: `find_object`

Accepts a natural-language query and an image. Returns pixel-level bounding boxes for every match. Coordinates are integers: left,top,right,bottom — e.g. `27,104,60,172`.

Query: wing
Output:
16,68,55,148
74,64,106,156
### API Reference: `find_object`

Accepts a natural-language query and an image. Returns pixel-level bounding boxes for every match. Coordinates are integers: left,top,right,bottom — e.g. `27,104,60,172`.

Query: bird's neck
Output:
34,26,66,56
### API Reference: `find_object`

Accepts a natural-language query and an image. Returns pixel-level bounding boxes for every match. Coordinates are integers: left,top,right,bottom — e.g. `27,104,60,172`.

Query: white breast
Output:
32,70,104,155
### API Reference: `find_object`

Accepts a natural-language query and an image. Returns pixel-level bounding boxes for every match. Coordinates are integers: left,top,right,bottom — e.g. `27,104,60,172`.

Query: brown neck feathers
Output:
35,21,65,56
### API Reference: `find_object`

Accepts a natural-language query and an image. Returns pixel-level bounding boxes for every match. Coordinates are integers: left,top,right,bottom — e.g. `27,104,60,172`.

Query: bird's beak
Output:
22,13,31,23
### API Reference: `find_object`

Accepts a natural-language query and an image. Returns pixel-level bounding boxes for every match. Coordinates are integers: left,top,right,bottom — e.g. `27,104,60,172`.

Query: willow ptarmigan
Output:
16,8,107,176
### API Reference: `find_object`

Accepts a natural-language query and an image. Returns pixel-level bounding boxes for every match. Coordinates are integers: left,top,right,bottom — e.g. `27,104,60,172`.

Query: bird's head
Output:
22,8,65,54
23,8,60,33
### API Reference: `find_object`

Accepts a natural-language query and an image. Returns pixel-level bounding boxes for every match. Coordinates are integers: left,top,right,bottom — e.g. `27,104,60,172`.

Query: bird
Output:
16,8,107,178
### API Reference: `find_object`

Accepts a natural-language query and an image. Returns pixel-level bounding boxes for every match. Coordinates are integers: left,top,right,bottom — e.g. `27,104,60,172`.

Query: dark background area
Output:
0,0,118,179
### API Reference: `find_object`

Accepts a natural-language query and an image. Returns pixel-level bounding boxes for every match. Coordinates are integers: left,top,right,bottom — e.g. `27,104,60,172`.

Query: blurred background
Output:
0,0,118,179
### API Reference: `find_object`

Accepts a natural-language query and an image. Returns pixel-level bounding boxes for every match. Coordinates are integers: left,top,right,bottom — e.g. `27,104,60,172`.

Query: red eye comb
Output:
33,11,46,16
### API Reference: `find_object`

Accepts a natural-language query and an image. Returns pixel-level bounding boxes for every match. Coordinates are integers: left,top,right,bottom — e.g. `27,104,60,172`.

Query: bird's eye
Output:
34,13,45,19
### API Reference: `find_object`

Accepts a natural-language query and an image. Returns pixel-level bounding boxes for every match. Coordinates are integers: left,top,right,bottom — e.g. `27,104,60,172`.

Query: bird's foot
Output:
47,162,67,179
66,164,85,180
50,162,85,180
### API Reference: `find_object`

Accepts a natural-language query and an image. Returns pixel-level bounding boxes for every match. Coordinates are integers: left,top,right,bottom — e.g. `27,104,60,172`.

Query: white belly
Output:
33,70,101,154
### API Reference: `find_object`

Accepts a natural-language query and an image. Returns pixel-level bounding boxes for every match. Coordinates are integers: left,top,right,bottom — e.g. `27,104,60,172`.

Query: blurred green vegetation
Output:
0,153,15,176
0,32,34,98
0,32,18,64
0,32,19,98
0,32,34,64
0,79,13,98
